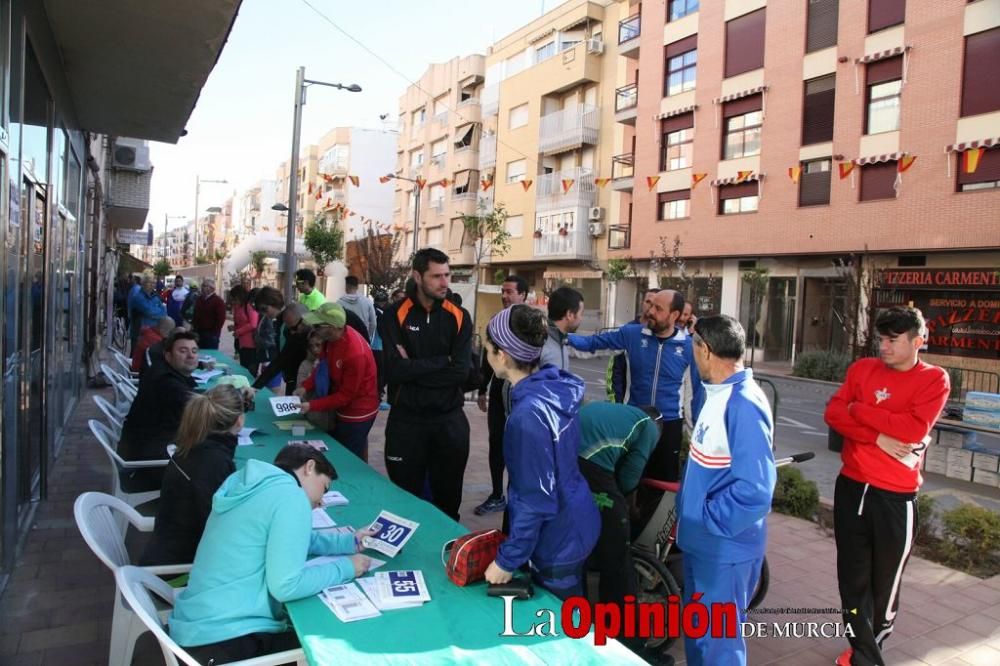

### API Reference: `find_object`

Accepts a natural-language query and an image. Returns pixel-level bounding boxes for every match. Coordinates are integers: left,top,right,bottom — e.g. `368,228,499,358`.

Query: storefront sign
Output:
879,268,1000,290
115,226,153,246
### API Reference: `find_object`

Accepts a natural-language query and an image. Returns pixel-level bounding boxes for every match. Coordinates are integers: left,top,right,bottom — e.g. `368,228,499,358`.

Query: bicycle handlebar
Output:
638,452,814,493
775,451,816,466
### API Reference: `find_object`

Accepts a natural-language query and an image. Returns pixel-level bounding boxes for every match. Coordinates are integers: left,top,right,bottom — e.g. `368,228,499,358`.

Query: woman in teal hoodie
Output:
170,444,373,663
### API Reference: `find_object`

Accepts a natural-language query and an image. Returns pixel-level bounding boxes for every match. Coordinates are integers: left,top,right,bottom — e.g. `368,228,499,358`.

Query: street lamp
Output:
382,173,421,258
281,66,362,300
194,175,228,263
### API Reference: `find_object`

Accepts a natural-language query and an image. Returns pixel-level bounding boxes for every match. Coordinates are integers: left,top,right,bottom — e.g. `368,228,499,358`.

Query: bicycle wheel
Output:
631,545,681,652
749,557,770,609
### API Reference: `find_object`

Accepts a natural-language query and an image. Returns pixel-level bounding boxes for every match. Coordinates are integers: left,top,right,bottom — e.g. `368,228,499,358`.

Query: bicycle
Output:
629,451,816,652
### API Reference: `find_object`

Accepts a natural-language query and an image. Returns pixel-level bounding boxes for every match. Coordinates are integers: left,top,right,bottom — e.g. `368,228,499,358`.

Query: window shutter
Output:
806,0,839,53
719,182,758,199
859,162,898,201
799,165,831,206
866,56,903,85
723,94,763,119
956,146,1000,186
725,9,766,78
868,0,905,34
961,28,1000,117
666,35,698,59
660,112,694,134
802,75,836,145
659,189,691,203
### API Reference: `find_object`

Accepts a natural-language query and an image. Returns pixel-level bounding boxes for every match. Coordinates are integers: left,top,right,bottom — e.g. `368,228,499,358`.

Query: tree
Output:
249,251,268,283
303,213,344,274
354,221,410,293
195,254,209,265
461,202,512,323
831,248,883,360
740,267,770,366
650,235,720,313
152,259,172,279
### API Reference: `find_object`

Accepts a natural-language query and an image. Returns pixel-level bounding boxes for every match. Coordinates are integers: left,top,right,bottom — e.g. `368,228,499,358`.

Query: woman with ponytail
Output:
141,384,245,566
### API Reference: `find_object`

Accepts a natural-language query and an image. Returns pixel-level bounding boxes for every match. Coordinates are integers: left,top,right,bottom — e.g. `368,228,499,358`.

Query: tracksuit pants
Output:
384,407,470,521
834,474,918,666
486,378,507,499
578,459,637,606
683,555,761,666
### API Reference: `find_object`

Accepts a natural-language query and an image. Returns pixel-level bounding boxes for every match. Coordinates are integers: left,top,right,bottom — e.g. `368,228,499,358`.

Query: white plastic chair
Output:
116,565,306,666
89,419,167,513
112,349,140,381
93,394,127,440
101,362,138,390
114,380,138,409
75,493,193,666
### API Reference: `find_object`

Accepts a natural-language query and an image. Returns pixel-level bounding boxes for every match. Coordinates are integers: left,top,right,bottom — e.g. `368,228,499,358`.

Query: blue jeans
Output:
331,418,375,462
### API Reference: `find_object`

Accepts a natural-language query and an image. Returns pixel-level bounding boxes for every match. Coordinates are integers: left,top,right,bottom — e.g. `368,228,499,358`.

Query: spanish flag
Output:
480,178,494,191
838,162,855,179
307,183,313,195
438,178,451,188
736,170,753,183
379,175,392,184
521,180,533,192
787,166,802,184
348,175,360,187
594,177,612,188
314,189,322,200
691,173,708,188
415,176,427,190
646,176,660,192
561,179,575,194
963,148,985,174
897,155,917,173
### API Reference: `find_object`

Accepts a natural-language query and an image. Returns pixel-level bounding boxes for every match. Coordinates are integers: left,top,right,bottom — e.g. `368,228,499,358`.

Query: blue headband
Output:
487,307,542,364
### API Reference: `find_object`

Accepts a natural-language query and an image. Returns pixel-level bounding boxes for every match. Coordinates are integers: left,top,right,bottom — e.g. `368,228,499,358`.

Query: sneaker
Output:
379,401,390,411
474,495,506,515
835,647,853,666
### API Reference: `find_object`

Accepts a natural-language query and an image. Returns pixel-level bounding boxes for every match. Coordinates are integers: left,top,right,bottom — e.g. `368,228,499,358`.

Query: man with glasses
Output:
295,268,325,312
253,303,312,395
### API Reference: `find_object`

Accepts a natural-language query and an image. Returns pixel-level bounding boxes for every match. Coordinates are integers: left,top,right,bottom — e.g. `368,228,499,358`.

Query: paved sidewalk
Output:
1,352,999,663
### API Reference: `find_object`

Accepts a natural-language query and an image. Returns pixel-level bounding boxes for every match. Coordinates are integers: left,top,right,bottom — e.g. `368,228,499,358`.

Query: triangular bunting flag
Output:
521,179,533,192
594,177,612,188
415,176,427,190
897,155,917,173
963,148,985,174
480,178,494,191
561,179,575,194
691,173,708,188
838,162,856,179
314,190,322,200
348,175,360,187
348,210,356,217
788,167,802,184
325,198,332,208
736,171,753,183
307,183,313,194
646,176,661,192
438,178,451,188
379,175,392,184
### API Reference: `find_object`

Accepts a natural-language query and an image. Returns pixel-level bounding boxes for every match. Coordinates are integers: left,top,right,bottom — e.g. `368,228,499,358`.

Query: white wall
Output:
346,128,398,240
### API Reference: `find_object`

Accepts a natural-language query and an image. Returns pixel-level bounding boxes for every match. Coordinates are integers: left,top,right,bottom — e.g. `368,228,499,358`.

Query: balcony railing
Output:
479,134,497,170
612,153,635,191
618,14,640,44
533,206,593,260
539,105,599,155
536,167,597,212
608,224,631,250
615,83,638,113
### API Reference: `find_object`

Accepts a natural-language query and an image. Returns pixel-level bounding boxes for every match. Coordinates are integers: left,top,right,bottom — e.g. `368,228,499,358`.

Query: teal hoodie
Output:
169,459,356,647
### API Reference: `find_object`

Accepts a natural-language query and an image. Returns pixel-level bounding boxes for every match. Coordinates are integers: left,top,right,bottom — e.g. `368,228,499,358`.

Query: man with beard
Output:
608,288,660,403
568,290,705,483
252,302,312,396
380,248,472,520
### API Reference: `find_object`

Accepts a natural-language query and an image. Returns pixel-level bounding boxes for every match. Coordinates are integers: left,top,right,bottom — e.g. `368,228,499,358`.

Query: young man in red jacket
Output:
191,278,227,349
824,306,949,666
298,302,379,462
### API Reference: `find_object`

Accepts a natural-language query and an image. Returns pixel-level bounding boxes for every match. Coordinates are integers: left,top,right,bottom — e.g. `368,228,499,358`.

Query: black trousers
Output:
238,347,259,376
579,459,637,607
486,379,507,498
185,630,300,665
834,474,918,666
384,407,470,521
645,417,684,482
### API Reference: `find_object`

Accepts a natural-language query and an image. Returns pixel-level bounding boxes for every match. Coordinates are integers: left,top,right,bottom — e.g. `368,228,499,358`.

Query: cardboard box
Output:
937,428,965,448
966,391,1000,411
946,448,974,467
926,447,949,465
963,408,1000,429
972,451,1000,472
945,464,973,481
924,459,948,476
972,469,1000,488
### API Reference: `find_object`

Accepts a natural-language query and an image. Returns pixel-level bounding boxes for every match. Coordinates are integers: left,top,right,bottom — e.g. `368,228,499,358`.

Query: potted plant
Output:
558,225,568,237
533,228,543,239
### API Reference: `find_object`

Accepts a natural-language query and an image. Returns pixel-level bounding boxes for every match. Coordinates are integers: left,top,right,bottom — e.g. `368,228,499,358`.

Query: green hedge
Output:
793,351,851,382
772,466,819,520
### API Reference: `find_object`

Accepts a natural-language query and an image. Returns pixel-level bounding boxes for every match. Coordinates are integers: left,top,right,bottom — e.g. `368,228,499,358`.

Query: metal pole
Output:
163,213,168,259
412,186,421,257
193,175,200,265
284,66,306,301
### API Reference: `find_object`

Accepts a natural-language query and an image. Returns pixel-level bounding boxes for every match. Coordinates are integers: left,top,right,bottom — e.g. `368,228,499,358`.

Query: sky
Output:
148,0,563,233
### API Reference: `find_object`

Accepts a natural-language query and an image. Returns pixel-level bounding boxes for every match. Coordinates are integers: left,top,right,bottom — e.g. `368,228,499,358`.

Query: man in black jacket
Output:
118,330,200,491
380,248,473,521
252,302,312,395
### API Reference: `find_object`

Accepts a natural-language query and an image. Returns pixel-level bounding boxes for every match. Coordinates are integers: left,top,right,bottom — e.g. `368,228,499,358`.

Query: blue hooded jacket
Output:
169,459,356,647
676,369,776,564
496,366,600,575
569,324,705,423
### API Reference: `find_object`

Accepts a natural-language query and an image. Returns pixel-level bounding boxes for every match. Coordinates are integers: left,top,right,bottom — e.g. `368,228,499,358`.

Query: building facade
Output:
611,0,1000,367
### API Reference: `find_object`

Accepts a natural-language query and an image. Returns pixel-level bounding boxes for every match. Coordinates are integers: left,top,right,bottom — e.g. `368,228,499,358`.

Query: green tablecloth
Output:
203,351,643,665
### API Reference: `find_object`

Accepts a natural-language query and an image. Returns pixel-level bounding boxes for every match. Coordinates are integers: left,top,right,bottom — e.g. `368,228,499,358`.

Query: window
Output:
427,226,444,248
430,139,447,161
865,56,902,134
453,170,479,195
509,103,529,129
658,190,691,220
412,108,426,127
454,124,477,150
429,184,445,206
962,28,1000,117
806,0,839,53
957,146,1000,192
536,41,556,63
506,159,526,183
719,182,759,214
798,158,832,206
433,96,448,121
859,161,898,201
505,50,527,78
410,150,424,168
506,214,524,238
660,114,694,170
868,0,905,34
722,95,763,160
665,36,697,96
725,9,766,78
668,0,699,22
802,75,836,145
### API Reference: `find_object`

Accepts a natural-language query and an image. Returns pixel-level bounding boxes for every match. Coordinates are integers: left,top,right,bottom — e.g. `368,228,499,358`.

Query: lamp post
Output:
194,175,228,264
281,66,362,300
382,173,421,258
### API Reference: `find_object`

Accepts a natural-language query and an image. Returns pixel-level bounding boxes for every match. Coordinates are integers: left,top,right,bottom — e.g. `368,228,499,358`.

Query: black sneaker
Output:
474,495,506,515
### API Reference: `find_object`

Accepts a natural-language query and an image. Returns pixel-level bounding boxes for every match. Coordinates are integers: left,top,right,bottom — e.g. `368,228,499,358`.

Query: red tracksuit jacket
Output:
301,325,378,423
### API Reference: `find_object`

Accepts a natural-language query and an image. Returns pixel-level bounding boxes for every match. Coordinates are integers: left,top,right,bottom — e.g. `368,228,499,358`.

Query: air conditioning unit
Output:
588,206,604,221
588,222,605,237
111,138,151,171
586,38,604,55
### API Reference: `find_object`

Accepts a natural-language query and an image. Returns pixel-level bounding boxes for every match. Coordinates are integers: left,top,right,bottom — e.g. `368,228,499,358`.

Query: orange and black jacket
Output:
380,286,472,416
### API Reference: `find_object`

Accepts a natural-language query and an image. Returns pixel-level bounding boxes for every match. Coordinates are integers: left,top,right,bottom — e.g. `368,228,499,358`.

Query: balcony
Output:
106,166,152,229
536,167,597,212
618,14,640,58
615,83,638,125
611,153,634,191
479,134,496,170
536,41,602,96
482,85,499,117
533,207,593,261
539,105,599,156
608,224,631,250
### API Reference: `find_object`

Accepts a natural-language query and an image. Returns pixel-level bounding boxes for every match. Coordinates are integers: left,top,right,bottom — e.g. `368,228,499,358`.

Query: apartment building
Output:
479,0,624,329
393,54,486,273
614,0,1000,367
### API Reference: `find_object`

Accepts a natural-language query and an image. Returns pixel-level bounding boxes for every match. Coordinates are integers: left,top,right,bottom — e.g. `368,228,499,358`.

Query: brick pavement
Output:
1,344,999,664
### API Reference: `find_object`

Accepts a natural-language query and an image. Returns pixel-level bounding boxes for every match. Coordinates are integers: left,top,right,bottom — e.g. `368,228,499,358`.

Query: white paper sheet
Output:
320,584,381,622
312,508,336,529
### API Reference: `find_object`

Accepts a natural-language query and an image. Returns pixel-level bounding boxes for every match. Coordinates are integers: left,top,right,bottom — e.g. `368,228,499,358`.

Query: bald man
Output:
569,289,705,483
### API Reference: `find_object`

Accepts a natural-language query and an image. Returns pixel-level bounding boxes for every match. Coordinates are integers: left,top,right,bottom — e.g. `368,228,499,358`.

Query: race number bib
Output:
362,510,419,558
269,396,302,417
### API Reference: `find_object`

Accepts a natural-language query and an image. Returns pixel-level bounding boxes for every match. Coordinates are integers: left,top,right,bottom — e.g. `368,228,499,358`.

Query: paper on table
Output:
273,420,314,432
374,570,431,608
321,490,348,507
362,511,420,558
192,369,224,382
305,555,386,572
312,508,337,529
288,439,328,451
270,395,302,417
237,427,257,447
356,574,420,611
320,584,381,623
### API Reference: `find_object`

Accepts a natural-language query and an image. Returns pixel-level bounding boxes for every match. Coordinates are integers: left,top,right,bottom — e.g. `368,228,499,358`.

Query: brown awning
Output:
856,45,910,64
714,85,768,105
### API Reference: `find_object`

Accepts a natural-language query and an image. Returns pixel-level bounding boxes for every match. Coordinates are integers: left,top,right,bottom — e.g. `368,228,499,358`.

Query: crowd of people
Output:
111,246,945,666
